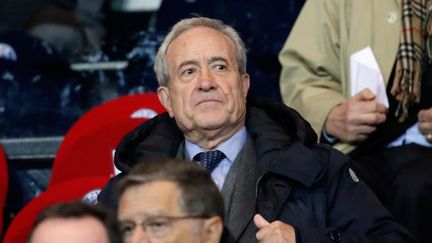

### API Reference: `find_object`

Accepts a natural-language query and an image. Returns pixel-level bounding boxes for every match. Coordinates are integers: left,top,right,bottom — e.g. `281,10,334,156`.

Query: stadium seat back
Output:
3,176,110,243
49,93,165,187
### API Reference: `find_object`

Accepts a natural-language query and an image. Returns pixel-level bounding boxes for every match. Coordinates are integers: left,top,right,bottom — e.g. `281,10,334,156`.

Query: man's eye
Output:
147,220,170,233
182,68,195,75
120,224,135,237
214,64,226,71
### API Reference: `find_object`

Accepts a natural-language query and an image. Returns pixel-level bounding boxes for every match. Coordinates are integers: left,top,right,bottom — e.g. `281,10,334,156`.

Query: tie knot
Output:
194,150,225,172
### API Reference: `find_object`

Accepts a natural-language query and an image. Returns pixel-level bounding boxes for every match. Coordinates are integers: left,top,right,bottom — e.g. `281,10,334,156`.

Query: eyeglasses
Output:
120,215,207,239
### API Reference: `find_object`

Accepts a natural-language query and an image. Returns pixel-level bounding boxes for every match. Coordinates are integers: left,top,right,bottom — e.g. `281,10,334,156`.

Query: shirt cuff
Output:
320,127,339,145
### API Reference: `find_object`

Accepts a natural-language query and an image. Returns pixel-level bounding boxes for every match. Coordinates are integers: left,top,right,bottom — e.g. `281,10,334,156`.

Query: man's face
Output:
118,180,221,243
29,216,109,243
157,27,250,137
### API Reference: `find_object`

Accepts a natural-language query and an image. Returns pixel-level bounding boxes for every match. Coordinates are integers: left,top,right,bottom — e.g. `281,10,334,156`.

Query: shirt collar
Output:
185,127,247,162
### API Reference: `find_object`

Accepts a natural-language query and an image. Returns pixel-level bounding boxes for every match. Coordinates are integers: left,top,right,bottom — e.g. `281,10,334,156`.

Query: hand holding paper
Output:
324,47,388,142
350,47,389,107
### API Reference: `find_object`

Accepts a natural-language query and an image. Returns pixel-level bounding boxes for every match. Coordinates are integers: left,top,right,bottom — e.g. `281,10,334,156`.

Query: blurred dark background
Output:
0,0,305,235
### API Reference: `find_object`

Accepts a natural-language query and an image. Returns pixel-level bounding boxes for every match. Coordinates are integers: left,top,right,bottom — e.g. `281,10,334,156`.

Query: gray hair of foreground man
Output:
28,201,122,243
118,158,224,220
154,16,247,86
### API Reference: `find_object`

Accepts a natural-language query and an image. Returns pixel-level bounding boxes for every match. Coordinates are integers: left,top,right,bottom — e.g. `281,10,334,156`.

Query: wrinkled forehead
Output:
166,27,237,66
119,180,184,217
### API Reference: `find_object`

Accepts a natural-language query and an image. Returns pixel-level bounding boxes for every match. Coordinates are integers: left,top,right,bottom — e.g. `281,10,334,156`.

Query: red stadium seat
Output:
57,93,165,156
3,176,110,243
50,120,145,186
0,145,8,238
49,93,165,187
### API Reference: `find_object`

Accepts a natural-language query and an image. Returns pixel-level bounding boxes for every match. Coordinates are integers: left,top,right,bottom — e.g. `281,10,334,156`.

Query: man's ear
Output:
203,216,223,243
242,73,250,98
157,86,174,117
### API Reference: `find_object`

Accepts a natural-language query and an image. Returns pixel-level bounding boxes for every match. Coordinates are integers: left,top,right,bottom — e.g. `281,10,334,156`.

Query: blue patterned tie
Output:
194,150,225,172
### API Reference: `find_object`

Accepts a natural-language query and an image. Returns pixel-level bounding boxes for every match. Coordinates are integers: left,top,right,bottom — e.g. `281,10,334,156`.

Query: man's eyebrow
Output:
208,56,228,64
178,57,228,69
118,219,134,224
178,60,199,69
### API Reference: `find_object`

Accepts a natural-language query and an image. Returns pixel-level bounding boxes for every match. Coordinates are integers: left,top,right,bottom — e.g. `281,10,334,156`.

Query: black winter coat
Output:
99,98,415,243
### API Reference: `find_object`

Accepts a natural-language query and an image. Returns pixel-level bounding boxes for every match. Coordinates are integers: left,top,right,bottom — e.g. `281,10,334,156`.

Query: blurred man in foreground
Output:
117,158,224,243
28,201,122,243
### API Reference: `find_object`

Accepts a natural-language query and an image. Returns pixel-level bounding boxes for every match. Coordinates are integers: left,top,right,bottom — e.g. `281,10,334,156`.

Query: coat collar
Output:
114,97,319,176
266,142,326,188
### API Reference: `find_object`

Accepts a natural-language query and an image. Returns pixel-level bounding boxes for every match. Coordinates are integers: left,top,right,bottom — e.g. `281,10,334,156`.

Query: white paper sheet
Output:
350,47,389,107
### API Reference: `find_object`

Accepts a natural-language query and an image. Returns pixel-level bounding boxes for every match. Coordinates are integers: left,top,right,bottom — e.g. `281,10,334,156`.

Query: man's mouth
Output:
195,98,221,106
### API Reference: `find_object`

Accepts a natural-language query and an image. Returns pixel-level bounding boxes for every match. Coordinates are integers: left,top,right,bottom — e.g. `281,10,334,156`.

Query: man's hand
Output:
254,214,296,243
324,88,388,143
418,108,432,136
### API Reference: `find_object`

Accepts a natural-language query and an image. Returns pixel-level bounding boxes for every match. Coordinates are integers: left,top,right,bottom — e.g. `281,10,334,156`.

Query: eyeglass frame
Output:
119,214,209,239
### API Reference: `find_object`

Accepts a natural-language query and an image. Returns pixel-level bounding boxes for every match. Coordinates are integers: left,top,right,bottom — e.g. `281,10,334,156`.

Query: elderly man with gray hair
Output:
99,17,414,242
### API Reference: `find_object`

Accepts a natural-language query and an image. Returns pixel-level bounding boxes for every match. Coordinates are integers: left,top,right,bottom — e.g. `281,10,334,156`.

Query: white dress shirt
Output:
185,127,247,190
387,122,432,147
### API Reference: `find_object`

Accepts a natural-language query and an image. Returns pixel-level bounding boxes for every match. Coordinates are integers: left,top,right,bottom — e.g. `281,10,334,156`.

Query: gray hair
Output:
154,17,247,86
118,158,225,220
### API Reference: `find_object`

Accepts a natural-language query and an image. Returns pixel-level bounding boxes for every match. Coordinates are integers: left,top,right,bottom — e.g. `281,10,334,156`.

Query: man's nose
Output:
129,228,151,243
198,69,216,91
